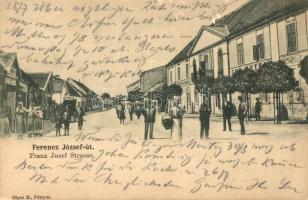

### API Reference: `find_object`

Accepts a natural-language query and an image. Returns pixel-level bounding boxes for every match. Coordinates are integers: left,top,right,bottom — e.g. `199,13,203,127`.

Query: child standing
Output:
55,113,62,136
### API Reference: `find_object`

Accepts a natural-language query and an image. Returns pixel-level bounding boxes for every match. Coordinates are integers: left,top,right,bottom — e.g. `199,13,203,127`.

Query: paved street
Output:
19,110,306,141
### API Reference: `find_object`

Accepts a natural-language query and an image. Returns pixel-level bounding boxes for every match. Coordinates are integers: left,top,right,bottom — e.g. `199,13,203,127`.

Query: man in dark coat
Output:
78,106,85,130
199,102,211,139
223,101,233,131
142,101,156,140
238,96,247,135
63,106,71,136
255,98,262,121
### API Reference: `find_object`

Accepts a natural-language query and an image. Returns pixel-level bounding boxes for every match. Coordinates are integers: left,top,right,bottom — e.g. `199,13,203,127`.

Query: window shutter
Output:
253,45,259,61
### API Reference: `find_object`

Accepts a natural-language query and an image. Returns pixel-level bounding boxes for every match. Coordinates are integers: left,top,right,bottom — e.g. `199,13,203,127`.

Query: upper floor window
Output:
217,49,224,77
204,55,209,70
287,22,297,53
254,34,265,60
177,68,181,81
192,59,197,78
169,71,172,83
237,43,244,65
186,64,189,79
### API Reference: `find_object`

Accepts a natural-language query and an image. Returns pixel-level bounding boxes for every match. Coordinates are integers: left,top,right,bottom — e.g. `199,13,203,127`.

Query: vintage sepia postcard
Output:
0,0,308,199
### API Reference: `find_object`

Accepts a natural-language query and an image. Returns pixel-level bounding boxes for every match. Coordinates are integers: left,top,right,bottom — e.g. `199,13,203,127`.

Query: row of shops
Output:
0,50,98,136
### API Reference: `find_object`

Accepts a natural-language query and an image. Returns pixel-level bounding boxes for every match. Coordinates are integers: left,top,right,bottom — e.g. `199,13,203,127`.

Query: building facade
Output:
226,0,308,120
127,79,141,93
166,0,308,119
140,66,167,93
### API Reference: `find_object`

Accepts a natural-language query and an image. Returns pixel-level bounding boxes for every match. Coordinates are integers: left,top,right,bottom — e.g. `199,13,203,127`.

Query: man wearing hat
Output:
238,96,247,135
255,98,262,121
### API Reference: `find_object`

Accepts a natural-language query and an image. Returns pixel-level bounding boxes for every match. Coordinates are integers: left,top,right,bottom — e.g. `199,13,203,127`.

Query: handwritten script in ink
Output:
0,0,240,92
6,132,307,199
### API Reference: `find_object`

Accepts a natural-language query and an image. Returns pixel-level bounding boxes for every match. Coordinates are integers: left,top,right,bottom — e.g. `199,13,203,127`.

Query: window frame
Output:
286,21,298,53
237,42,245,65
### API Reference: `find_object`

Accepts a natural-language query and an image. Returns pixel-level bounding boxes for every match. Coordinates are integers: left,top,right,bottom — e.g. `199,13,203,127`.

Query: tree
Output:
163,84,183,97
232,68,260,94
300,56,308,84
232,68,260,119
212,76,235,95
257,61,297,123
101,93,111,99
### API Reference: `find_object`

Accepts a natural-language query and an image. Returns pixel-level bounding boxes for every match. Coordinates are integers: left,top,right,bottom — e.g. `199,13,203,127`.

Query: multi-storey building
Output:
167,25,229,114
166,0,308,119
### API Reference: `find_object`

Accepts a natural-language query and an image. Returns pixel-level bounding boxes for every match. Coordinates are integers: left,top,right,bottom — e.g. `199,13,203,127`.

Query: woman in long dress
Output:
15,102,26,138
170,101,185,141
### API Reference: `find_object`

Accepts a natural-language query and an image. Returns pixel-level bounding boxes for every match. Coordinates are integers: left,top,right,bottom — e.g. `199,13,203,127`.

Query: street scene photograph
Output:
0,0,308,199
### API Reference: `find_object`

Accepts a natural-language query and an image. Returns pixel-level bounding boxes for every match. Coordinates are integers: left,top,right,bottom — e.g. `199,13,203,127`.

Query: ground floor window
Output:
288,89,304,104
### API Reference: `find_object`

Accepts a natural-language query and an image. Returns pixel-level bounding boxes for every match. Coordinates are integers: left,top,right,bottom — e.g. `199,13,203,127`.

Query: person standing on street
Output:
255,98,262,121
78,106,85,130
128,102,134,121
0,100,11,137
142,100,156,140
199,102,211,139
238,96,247,135
223,100,233,132
170,101,185,141
119,104,126,125
55,112,62,136
63,106,71,136
15,102,26,139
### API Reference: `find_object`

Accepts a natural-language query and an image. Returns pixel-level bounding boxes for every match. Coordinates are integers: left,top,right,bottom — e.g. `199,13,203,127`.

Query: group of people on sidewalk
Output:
54,104,85,137
118,95,252,141
199,96,249,138
1,101,46,139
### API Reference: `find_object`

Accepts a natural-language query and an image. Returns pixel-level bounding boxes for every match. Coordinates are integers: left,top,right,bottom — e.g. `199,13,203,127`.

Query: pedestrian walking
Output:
135,102,142,119
170,101,185,141
55,112,62,136
128,103,134,121
255,98,262,121
238,96,247,135
223,101,233,132
119,104,126,125
63,106,71,136
142,100,156,140
78,106,85,130
15,102,26,139
199,102,211,139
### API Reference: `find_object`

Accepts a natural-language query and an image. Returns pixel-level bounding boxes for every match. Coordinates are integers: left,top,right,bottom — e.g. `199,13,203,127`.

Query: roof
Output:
127,79,140,88
0,63,6,74
167,0,308,67
167,35,199,66
52,76,65,93
214,0,308,35
20,70,39,87
0,52,20,74
67,78,97,98
65,81,83,97
27,72,52,91
140,65,167,76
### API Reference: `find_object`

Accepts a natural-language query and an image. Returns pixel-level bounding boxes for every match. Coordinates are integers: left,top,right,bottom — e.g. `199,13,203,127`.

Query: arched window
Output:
192,59,197,81
193,59,197,74
218,49,224,77
204,55,209,70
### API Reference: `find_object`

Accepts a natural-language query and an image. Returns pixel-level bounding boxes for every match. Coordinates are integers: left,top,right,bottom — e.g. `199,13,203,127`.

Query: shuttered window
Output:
287,22,297,53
